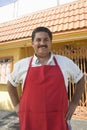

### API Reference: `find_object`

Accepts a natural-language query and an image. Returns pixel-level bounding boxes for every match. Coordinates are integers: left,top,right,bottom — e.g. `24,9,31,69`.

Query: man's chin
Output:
37,53,50,58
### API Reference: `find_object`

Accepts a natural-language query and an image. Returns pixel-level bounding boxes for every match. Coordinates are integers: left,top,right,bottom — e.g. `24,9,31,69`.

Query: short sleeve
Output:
8,57,31,87
8,62,21,87
67,58,83,84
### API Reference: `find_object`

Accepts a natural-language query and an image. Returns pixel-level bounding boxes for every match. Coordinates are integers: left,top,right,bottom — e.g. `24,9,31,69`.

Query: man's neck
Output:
36,53,51,65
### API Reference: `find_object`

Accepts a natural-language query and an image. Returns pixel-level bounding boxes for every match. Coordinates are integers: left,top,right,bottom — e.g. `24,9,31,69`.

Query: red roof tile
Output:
0,0,87,43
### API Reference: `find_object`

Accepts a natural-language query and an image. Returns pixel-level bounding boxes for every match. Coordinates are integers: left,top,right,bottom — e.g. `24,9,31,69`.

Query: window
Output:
0,58,12,84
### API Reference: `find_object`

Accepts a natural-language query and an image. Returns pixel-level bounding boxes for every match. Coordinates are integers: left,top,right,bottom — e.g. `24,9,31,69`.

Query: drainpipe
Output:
57,0,59,6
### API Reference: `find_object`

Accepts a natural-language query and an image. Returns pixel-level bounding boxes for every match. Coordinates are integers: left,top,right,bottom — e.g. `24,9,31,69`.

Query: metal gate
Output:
53,44,87,119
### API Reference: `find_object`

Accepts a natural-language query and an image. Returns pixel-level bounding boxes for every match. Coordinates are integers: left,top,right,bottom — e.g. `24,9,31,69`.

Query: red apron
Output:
18,57,69,130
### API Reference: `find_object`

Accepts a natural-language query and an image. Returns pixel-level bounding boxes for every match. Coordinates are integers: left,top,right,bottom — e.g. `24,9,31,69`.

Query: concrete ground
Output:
0,110,19,130
0,110,87,130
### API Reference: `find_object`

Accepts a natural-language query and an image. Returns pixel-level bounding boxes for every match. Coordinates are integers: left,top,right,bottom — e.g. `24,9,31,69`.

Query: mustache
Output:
38,45,48,48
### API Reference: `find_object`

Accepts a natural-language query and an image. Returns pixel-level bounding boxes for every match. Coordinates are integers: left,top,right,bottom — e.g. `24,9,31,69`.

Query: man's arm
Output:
66,76,85,120
7,81,20,113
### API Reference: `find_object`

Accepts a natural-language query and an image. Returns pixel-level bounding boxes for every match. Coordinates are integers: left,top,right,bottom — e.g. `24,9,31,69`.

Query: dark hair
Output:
32,26,52,41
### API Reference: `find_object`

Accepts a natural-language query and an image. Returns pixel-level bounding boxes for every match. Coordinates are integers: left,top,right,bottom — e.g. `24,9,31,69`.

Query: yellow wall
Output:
19,47,34,58
0,48,21,63
0,47,22,110
0,45,34,111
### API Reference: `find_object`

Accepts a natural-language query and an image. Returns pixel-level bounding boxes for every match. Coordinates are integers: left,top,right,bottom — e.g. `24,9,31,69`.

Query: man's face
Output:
32,32,52,57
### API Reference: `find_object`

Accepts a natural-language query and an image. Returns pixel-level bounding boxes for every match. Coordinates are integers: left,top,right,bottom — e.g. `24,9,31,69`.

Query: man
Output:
7,26,85,130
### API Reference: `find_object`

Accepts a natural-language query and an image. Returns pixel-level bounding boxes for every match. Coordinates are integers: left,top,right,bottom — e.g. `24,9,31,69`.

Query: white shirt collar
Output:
32,52,54,65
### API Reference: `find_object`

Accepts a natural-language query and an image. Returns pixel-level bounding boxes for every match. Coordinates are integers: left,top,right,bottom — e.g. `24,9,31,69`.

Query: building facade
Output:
0,0,87,118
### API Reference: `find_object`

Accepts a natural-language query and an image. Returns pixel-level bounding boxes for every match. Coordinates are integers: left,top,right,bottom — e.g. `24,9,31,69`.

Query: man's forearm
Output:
7,81,20,107
71,76,85,106
66,76,85,120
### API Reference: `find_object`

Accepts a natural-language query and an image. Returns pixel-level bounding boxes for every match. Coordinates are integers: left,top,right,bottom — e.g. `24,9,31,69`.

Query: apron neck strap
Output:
53,56,58,66
29,56,58,67
29,57,33,67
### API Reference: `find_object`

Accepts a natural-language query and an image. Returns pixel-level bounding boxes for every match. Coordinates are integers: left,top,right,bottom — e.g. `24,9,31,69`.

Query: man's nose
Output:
40,40,45,44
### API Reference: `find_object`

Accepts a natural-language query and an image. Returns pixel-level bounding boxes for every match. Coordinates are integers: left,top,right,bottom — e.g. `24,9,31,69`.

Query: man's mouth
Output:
38,45,48,48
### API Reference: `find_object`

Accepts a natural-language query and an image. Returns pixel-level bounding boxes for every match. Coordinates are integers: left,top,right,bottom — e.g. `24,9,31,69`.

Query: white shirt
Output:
8,53,83,91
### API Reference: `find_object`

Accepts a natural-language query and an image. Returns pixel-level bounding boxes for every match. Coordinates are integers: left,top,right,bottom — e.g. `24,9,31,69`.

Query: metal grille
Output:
53,44,87,118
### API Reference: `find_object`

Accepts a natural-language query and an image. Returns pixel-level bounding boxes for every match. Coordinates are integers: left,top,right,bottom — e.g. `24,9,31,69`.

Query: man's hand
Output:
14,103,19,114
66,102,76,120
